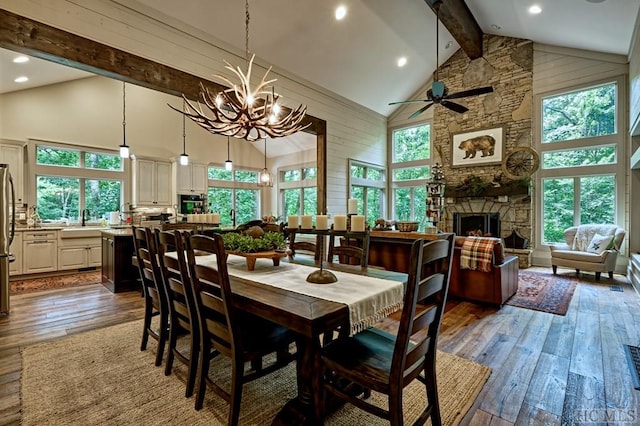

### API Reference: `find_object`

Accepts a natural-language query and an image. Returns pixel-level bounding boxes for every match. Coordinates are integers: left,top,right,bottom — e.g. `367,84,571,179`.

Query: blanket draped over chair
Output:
460,237,499,272
571,224,619,251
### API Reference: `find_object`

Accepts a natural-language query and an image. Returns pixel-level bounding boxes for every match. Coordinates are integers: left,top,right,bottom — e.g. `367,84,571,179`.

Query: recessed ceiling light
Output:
14,76,29,83
528,5,542,14
585,0,606,3
397,57,407,67
335,5,347,20
13,55,29,64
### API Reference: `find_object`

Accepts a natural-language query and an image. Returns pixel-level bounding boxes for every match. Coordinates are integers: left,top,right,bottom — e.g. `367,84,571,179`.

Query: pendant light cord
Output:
227,136,231,160
122,82,126,144
182,98,186,152
245,0,250,66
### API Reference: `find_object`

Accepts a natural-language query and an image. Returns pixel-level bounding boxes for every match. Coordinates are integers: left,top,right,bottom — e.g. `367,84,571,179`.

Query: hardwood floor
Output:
0,268,638,425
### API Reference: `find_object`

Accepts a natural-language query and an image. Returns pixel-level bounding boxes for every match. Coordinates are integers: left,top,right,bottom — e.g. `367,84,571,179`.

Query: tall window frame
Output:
348,159,386,226
535,76,626,246
28,140,126,223
207,166,261,226
389,122,432,222
278,162,317,219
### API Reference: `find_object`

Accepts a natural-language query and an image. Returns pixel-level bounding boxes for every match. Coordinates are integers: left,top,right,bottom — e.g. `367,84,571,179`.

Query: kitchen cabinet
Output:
58,236,101,270
132,158,172,206
22,230,58,274
9,231,22,276
101,230,138,293
176,162,207,194
0,141,25,204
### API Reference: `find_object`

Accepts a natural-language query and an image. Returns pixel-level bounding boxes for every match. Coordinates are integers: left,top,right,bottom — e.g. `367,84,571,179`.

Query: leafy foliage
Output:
393,125,430,162
222,231,286,253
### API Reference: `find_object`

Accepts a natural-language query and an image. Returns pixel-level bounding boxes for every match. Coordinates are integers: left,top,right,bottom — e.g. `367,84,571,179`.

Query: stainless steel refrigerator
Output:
0,164,16,315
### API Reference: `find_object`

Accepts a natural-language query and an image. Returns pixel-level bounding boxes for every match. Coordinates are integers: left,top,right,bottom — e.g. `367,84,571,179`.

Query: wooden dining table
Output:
198,254,407,425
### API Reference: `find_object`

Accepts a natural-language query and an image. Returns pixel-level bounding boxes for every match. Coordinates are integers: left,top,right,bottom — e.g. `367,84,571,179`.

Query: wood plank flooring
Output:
1,268,639,425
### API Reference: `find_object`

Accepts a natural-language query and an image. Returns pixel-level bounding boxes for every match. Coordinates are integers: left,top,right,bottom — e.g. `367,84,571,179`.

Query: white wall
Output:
0,0,388,218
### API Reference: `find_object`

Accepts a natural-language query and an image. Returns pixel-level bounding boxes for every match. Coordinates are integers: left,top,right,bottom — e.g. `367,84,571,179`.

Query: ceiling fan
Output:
389,0,493,118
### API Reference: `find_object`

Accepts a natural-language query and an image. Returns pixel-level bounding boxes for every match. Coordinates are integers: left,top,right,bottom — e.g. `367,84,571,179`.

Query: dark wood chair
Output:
132,226,168,367
319,234,454,425
154,229,200,398
288,229,322,262
161,222,199,232
184,233,297,424
327,229,370,269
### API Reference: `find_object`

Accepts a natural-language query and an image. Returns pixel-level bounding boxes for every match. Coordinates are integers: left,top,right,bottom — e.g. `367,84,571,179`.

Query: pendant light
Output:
257,138,273,187
225,136,233,171
179,98,189,166
119,81,130,158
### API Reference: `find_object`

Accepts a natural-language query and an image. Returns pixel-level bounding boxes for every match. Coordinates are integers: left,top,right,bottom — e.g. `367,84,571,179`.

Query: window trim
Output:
278,162,317,217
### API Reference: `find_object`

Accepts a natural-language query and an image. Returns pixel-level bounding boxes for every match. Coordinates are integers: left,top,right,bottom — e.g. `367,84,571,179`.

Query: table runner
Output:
196,254,404,335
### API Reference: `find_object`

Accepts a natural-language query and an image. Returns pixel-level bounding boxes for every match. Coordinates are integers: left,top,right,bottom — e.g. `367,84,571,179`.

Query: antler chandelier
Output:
171,0,310,141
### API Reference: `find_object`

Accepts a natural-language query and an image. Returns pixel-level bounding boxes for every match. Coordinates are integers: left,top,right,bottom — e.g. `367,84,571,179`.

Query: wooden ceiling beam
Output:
423,0,484,60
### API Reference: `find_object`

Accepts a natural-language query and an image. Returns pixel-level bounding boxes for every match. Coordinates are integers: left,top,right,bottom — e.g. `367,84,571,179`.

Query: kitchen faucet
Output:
230,209,236,228
81,209,89,226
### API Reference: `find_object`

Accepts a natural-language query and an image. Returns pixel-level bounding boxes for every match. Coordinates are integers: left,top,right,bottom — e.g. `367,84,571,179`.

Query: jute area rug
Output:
21,320,491,425
505,270,578,316
10,271,102,295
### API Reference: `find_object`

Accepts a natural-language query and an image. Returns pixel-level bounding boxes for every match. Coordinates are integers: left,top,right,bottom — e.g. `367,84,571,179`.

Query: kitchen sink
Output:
60,227,109,238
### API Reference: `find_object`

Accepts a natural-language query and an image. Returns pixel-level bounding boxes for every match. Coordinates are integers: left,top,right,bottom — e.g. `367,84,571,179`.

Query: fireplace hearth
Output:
454,212,500,237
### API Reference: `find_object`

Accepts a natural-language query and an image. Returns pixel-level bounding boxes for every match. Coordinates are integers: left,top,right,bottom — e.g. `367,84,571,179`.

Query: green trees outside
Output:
36,147,122,222
541,82,618,243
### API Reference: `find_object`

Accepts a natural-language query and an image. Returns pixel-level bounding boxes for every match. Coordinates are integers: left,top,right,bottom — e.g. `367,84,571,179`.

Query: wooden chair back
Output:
161,222,199,232
154,229,200,397
288,230,322,262
327,229,370,269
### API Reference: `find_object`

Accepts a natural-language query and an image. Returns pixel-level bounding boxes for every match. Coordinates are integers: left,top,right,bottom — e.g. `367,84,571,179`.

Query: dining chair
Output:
326,228,370,269
132,226,169,367
154,229,200,398
288,229,322,263
319,234,454,425
184,233,297,424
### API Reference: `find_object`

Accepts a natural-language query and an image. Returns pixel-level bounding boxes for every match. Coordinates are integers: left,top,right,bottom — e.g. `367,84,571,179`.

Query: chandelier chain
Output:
245,0,250,66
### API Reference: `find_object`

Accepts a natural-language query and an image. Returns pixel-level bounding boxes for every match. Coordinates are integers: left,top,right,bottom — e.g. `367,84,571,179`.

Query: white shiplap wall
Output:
0,0,388,217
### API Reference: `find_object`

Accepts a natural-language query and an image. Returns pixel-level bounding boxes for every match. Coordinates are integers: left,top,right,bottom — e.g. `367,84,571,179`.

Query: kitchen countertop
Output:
370,230,446,240
101,228,133,237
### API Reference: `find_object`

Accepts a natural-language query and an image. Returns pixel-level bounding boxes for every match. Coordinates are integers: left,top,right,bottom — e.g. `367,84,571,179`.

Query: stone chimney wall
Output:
432,35,534,247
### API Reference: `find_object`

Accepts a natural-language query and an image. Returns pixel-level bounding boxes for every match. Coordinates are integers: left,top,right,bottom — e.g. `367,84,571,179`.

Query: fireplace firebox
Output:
453,212,500,237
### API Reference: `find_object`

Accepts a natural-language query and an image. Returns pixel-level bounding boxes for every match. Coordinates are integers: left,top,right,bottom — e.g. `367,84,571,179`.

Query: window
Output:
33,143,124,223
390,124,431,222
349,160,385,225
280,165,317,220
538,79,624,244
207,166,260,226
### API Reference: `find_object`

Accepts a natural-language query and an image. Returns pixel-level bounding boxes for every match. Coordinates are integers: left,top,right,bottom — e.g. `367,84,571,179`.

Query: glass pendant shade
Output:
179,99,189,165
257,138,273,187
119,144,129,158
180,153,189,165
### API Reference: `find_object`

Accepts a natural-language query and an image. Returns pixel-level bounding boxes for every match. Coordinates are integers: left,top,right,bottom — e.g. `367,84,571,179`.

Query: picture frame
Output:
451,126,504,167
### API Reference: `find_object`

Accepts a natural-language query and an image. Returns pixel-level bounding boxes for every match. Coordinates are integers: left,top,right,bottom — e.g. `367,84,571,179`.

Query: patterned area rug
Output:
10,271,102,295
505,270,578,315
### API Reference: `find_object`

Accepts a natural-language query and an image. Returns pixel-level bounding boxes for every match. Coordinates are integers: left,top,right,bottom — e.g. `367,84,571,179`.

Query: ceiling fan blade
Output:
441,100,468,114
408,103,434,119
446,86,494,100
388,99,428,106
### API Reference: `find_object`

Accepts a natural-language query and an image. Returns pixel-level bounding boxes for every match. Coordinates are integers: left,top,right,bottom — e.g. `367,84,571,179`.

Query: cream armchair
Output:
549,224,625,281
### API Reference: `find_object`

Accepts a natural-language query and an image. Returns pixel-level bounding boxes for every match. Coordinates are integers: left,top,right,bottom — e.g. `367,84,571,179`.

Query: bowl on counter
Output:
396,221,419,232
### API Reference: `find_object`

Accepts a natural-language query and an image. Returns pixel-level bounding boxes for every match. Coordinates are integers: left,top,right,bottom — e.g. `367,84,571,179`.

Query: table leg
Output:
272,334,322,426
273,257,281,266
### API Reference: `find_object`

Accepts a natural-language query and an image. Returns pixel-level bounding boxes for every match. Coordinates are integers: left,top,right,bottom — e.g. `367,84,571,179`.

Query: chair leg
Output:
154,314,168,366
552,265,557,275
164,322,178,376
185,332,199,398
140,298,152,351
609,271,614,279
575,269,580,276
595,271,601,281
388,390,404,426
194,342,211,411
229,358,244,426
425,353,442,426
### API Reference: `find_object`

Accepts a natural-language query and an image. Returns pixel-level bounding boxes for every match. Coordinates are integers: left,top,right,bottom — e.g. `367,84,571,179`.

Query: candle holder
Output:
305,229,337,284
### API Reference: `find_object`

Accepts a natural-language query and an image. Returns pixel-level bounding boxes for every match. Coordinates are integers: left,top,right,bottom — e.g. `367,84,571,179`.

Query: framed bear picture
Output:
451,126,504,168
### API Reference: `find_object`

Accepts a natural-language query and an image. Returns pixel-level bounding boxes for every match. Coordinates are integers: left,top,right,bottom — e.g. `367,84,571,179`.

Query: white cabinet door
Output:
58,247,87,270
192,163,207,193
23,241,58,273
0,143,25,204
176,162,207,194
155,161,173,205
9,231,22,276
87,245,102,267
134,159,173,206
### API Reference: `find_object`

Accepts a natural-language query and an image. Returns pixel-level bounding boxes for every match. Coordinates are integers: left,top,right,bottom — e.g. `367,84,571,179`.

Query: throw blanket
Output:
460,237,497,272
572,224,618,251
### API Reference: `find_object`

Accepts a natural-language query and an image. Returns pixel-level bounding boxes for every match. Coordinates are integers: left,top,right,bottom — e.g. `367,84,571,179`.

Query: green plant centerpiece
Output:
222,226,287,253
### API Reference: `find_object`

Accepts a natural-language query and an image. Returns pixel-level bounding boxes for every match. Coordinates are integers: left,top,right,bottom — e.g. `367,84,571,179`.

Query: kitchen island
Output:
101,229,139,293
